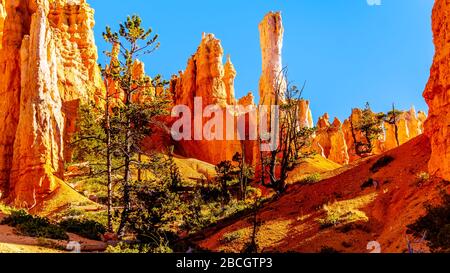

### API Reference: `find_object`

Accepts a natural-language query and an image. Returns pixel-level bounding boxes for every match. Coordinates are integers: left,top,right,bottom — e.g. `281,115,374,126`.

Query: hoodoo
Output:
0,0,103,207
259,11,285,107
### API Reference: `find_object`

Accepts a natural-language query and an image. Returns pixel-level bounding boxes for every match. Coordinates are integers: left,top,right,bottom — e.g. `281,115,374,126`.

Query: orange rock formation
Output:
423,0,450,181
170,33,256,164
0,0,5,50
259,12,286,106
298,99,314,129
339,107,426,164
172,33,232,109
0,0,102,207
313,114,349,165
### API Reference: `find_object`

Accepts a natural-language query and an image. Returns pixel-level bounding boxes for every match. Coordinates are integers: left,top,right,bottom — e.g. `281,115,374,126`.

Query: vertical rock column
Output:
0,0,33,196
0,0,103,207
423,0,450,180
259,12,286,106
10,2,64,207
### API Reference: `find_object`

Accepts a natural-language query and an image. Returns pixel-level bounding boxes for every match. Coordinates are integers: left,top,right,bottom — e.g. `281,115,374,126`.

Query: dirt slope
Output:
198,135,447,253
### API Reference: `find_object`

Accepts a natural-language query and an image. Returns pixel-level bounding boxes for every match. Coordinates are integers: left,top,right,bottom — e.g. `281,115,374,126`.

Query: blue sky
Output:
90,0,434,122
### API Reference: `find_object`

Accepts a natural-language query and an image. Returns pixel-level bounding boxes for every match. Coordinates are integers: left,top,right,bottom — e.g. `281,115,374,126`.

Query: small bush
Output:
318,209,341,229
220,230,243,244
320,246,340,253
370,155,394,173
361,178,376,190
2,210,68,240
105,240,173,253
338,223,372,234
105,242,142,253
407,193,450,253
302,173,322,184
342,241,353,248
414,172,430,187
200,186,222,203
318,204,369,230
59,218,106,241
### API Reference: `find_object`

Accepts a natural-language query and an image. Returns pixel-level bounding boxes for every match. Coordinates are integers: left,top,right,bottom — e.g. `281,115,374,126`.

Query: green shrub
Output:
59,218,106,241
105,242,142,253
414,172,430,187
318,209,342,229
105,240,173,253
1,210,68,240
370,155,394,173
302,173,322,184
407,193,450,253
220,230,243,244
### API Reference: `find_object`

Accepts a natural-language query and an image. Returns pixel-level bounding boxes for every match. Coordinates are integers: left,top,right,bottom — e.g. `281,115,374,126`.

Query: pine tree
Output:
383,103,403,147
102,15,171,236
353,102,384,156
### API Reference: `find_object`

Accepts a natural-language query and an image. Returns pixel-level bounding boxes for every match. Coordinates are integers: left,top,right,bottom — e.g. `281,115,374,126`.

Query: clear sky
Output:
90,0,434,122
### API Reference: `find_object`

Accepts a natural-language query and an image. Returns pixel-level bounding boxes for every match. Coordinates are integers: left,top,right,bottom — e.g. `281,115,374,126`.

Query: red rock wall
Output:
423,0,450,180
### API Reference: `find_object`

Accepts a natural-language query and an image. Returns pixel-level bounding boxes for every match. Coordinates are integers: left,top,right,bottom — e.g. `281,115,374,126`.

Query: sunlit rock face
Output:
298,99,314,129
172,33,232,109
383,107,426,151
313,114,349,165
259,11,286,107
169,33,257,165
423,0,450,180
342,109,365,162
0,0,5,50
238,92,255,107
384,112,411,151
0,0,102,207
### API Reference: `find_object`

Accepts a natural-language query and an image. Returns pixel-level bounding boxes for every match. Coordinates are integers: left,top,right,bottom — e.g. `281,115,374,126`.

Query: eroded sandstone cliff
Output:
313,114,349,165
0,0,102,207
423,0,450,181
170,33,256,164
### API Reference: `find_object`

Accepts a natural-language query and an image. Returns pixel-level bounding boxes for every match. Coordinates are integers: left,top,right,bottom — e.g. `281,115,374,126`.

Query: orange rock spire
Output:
259,11,286,106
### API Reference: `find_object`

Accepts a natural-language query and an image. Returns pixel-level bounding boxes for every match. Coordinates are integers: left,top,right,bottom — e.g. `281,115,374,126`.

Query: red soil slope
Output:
198,135,448,253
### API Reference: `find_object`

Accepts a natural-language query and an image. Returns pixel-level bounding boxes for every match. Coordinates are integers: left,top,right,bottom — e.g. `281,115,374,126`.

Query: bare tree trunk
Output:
137,153,142,182
105,90,113,233
117,80,133,237
393,104,400,147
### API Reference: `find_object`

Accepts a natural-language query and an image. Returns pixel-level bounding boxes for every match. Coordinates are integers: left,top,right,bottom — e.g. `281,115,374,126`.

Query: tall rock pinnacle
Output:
259,11,286,106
